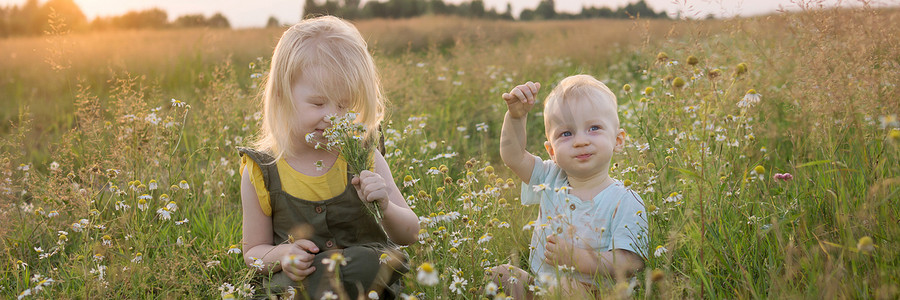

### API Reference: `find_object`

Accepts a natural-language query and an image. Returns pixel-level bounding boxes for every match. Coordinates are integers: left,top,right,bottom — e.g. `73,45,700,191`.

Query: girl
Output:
238,16,419,299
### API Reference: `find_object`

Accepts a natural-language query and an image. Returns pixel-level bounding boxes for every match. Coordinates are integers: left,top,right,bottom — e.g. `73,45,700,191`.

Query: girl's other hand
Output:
281,239,319,282
351,170,389,207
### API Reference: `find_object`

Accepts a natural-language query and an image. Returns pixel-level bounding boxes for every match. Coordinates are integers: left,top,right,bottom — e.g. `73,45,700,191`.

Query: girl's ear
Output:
544,140,555,158
614,129,626,153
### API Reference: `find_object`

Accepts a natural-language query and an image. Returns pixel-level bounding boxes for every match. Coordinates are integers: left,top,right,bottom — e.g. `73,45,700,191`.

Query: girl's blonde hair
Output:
254,16,386,161
543,74,619,137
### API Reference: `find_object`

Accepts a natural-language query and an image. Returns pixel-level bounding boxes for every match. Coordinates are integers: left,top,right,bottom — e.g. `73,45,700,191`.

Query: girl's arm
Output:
241,165,315,274
371,150,420,245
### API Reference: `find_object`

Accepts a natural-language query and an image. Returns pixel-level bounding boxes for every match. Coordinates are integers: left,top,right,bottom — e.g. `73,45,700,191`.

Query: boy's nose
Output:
572,133,590,146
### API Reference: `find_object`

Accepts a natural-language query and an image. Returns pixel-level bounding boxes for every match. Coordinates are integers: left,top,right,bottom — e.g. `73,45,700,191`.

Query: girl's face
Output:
291,73,349,150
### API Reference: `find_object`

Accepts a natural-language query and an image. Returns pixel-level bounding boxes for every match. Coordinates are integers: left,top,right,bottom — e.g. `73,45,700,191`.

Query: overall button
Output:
315,206,323,213
569,204,577,211
325,240,334,248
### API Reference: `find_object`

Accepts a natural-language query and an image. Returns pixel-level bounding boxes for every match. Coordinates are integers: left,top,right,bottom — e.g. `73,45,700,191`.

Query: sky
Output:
0,0,891,28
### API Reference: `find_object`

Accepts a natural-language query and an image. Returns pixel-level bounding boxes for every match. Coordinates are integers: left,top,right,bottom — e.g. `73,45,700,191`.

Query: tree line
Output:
303,0,668,20
0,0,233,37
1,0,667,37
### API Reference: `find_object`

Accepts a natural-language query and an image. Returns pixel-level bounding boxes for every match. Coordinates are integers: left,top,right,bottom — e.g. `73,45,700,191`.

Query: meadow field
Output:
2,6,900,299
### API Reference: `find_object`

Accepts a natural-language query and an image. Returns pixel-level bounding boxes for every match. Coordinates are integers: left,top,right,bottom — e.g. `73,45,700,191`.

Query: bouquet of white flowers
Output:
307,112,384,225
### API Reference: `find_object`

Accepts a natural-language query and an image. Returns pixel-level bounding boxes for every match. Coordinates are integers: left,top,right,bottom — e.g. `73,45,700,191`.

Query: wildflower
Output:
449,275,468,294
709,68,721,78
319,291,339,300
249,257,264,270
177,236,184,246
71,222,84,232
57,231,68,244
93,253,104,262
102,235,112,246
322,252,347,272
368,290,380,299
115,201,130,211
734,62,748,76
175,218,189,225
179,180,190,190
857,236,875,253
478,233,493,244
227,244,241,254
166,201,178,212
623,84,632,93
657,52,668,62
643,87,654,96
774,173,793,181
157,207,172,220
132,253,143,263
18,288,32,299
879,114,899,128
379,253,391,264
687,55,699,65
654,245,668,257
138,198,148,211
315,160,324,171
754,165,766,174
416,262,439,286
403,175,418,187
532,184,547,192
485,282,499,296
672,77,686,89
738,89,761,108
522,221,536,230
171,98,187,107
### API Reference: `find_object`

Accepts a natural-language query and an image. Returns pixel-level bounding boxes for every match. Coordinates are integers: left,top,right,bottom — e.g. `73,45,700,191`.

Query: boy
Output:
492,75,647,298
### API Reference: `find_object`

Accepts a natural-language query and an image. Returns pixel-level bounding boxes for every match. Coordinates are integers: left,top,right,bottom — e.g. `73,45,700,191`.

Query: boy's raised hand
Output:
502,81,541,119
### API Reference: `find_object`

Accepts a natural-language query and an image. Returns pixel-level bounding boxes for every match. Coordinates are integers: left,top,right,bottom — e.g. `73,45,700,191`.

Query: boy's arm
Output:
500,81,541,183
545,236,644,277
574,249,644,278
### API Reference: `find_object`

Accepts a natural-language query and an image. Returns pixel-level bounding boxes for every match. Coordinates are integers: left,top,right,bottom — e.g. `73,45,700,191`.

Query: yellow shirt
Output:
240,156,347,216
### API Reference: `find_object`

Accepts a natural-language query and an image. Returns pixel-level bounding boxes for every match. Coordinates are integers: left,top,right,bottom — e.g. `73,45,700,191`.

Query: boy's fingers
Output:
510,87,525,102
526,81,538,94
515,85,533,103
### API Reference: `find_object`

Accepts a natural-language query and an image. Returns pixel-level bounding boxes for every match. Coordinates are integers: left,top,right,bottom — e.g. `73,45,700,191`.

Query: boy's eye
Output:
590,126,600,131
560,131,572,137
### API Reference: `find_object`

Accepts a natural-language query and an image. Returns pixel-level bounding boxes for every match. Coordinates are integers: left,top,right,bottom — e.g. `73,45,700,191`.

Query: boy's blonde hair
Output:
255,16,385,160
543,74,619,137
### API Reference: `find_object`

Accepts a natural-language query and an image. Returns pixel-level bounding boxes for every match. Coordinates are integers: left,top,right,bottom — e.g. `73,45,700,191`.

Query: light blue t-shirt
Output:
521,156,648,284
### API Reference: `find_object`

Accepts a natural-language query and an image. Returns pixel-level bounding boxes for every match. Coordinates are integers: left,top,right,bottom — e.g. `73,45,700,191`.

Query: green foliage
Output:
2,8,900,300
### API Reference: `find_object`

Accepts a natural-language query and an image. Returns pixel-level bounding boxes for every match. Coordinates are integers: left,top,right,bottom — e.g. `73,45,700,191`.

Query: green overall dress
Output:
238,147,408,299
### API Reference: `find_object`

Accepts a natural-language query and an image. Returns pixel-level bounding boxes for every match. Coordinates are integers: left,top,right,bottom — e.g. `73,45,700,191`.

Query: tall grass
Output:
2,7,899,299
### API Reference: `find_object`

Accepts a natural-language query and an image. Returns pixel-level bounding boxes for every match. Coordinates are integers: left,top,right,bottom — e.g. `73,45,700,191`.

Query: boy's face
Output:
543,94,625,180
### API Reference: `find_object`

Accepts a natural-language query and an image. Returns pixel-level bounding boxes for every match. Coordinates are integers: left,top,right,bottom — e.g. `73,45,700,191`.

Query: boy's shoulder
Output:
599,180,645,206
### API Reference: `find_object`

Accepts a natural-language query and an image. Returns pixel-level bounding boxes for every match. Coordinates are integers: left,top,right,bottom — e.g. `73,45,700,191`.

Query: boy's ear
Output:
614,129,626,153
544,140,555,158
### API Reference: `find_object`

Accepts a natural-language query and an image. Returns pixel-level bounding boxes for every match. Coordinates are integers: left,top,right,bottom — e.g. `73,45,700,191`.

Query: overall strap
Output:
236,147,284,192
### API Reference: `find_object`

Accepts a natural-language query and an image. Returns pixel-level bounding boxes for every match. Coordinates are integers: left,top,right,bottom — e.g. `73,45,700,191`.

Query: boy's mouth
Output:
575,153,593,160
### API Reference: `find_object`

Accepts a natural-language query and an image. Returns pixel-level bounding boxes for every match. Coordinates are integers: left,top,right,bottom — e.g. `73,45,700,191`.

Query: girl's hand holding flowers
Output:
352,170,389,209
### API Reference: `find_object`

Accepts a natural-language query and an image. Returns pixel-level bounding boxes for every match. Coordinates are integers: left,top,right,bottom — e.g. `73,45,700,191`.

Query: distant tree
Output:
111,8,168,29
266,16,280,27
499,2,513,20
519,8,536,20
207,12,230,28
36,0,88,32
174,14,206,27
534,0,555,20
